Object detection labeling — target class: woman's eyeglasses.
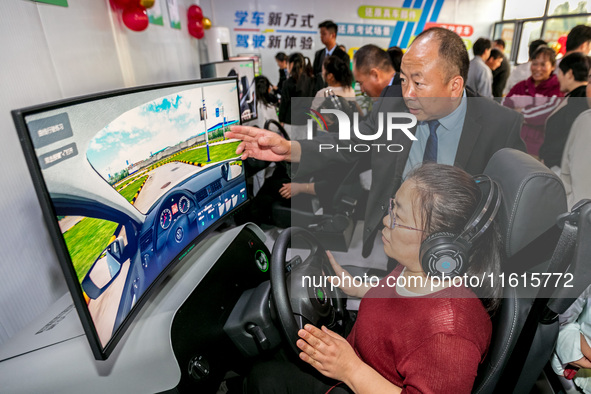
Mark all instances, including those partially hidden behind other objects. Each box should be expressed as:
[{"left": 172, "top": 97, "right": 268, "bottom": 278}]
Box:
[{"left": 389, "top": 198, "right": 424, "bottom": 232}]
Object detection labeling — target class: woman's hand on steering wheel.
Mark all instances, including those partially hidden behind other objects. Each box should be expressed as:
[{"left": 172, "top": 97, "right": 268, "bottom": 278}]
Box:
[{"left": 326, "top": 251, "right": 371, "bottom": 299}]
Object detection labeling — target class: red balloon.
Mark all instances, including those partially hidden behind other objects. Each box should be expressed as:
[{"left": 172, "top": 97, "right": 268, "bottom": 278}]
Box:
[
  {"left": 110, "top": 0, "right": 139, "bottom": 9},
  {"left": 122, "top": 6, "right": 149, "bottom": 32},
  {"left": 194, "top": 29, "right": 205, "bottom": 39},
  {"left": 188, "top": 20, "right": 204, "bottom": 39},
  {"left": 558, "top": 35, "right": 568, "bottom": 55},
  {"left": 187, "top": 5, "right": 203, "bottom": 21}
]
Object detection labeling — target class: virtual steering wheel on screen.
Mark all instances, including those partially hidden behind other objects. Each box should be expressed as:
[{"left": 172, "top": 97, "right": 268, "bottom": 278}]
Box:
[
  {"left": 153, "top": 190, "right": 197, "bottom": 254},
  {"left": 271, "top": 227, "right": 347, "bottom": 355}
]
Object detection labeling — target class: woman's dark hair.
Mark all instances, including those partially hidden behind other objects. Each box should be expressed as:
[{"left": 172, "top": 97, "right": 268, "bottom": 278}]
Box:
[
  {"left": 288, "top": 52, "right": 313, "bottom": 81},
  {"left": 558, "top": 52, "right": 591, "bottom": 82},
  {"left": 322, "top": 55, "right": 353, "bottom": 87},
  {"left": 254, "top": 75, "right": 276, "bottom": 107},
  {"left": 387, "top": 46, "right": 404, "bottom": 73},
  {"left": 406, "top": 163, "right": 503, "bottom": 314},
  {"left": 288, "top": 52, "right": 317, "bottom": 96},
  {"left": 532, "top": 45, "right": 557, "bottom": 67},
  {"left": 528, "top": 39, "right": 548, "bottom": 60}
]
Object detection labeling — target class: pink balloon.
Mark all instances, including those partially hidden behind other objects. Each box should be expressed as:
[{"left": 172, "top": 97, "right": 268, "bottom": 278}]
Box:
[
  {"left": 122, "top": 6, "right": 149, "bottom": 32},
  {"left": 187, "top": 5, "right": 204, "bottom": 21}
]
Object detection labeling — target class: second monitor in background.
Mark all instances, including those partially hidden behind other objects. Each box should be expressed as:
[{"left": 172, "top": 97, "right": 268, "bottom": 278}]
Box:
[
  {"left": 232, "top": 54, "right": 262, "bottom": 77},
  {"left": 201, "top": 59, "right": 257, "bottom": 122}
]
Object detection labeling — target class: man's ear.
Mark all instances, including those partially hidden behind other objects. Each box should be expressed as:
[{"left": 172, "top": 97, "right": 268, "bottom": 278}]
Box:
[
  {"left": 450, "top": 75, "right": 464, "bottom": 97},
  {"left": 566, "top": 69, "right": 574, "bottom": 80},
  {"left": 370, "top": 68, "right": 380, "bottom": 81}
]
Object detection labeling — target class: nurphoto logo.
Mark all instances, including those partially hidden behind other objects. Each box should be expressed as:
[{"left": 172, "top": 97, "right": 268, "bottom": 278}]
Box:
[{"left": 306, "top": 108, "right": 418, "bottom": 153}]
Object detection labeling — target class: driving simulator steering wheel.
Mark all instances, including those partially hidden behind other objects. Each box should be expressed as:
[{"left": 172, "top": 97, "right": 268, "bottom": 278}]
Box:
[
  {"left": 271, "top": 227, "right": 346, "bottom": 355},
  {"left": 264, "top": 119, "right": 290, "bottom": 140}
]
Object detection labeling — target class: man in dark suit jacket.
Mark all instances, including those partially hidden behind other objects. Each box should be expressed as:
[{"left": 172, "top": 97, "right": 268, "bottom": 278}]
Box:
[
  {"left": 227, "top": 27, "right": 525, "bottom": 257},
  {"left": 313, "top": 20, "right": 350, "bottom": 77},
  {"left": 492, "top": 39, "right": 510, "bottom": 99},
  {"left": 352, "top": 44, "right": 400, "bottom": 98},
  {"left": 275, "top": 52, "right": 288, "bottom": 93}
]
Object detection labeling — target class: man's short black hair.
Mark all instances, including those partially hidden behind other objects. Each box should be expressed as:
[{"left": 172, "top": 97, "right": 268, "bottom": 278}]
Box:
[
  {"left": 494, "top": 39, "right": 505, "bottom": 49},
  {"left": 566, "top": 25, "right": 591, "bottom": 52},
  {"left": 353, "top": 44, "right": 394, "bottom": 75},
  {"left": 473, "top": 38, "right": 492, "bottom": 57},
  {"left": 558, "top": 52, "right": 590, "bottom": 81},
  {"left": 529, "top": 39, "right": 547, "bottom": 60},
  {"left": 318, "top": 20, "right": 338, "bottom": 36},
  {"left": 412, "top": 27, "right": 469, "bottom": 84},
  {"left": 489, "top": 48, "right": 503, "bottom": 60},
  {"left": 387, "top": 46, "right": 404, "bottom": 73},
  {"left": 275, "top": 52, "right": 287, "bottom": 62}
]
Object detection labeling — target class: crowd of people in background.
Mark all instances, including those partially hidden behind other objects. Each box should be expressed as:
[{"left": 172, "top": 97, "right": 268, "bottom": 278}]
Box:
[{"left": 254, "top": 21, "right": 591, "bottom": 214}]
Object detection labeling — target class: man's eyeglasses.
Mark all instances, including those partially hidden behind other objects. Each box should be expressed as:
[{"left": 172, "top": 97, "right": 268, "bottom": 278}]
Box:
[{"left": 389, "top": 198, "right": 424, "bottom": 232}]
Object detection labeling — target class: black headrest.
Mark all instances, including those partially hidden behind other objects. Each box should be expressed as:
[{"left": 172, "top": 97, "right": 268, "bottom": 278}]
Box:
[{"left": 483, "top": 148, "right": 567, "bottom": 259}]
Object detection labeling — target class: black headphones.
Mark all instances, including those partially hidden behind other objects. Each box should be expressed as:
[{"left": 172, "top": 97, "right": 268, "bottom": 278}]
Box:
[{"left": 419, "top": 175, "right": 502, "bottom": 277}]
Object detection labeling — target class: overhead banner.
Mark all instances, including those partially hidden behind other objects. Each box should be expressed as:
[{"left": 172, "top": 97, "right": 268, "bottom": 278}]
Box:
[{"left": 204, "top": 0, "right": 503, "bottom": 85}]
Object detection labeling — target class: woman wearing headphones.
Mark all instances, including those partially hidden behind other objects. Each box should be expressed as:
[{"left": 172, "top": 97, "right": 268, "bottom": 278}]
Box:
[{"left": 248, "top": 163, "right": 503, "bottom": 393}]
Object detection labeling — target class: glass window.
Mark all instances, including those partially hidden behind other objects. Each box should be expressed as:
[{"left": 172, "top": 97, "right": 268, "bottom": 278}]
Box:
[
  {"left": 517, "top": 20, "right": 544, "bottom": 64},
  {"left": 547, "top": 0, "right": 591, "bottom": 16},
  {"left": 494, "top": 22, "right": 516, "bottom": 60},
  {"left": 503, "top": 0, "right": 546, "bottom": 20},
  {"left": 543, "top": 15, "right": 591, "bottom": 54}
]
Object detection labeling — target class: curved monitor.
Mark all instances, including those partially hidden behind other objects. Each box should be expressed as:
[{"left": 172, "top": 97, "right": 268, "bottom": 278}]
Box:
[
  {"left": 11, "top": 77, "right": 249, "bottom": 360},
  {"left": 200, "top": 60, "right": 257, "bottom": 122}
]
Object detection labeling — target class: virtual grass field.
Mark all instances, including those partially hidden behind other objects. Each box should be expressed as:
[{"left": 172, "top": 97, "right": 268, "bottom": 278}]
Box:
[
  {"left": 117, "top": 175, "right": 148, "bottom": 203},
  {"left": 154, "top": 140, "right": 241, "bottom": 169},
  {"left": 172, "top": 140, "right": 240, "bottom": 164},
  {"left": 63, "top": 218, "right": 119, "bottom": 284}
]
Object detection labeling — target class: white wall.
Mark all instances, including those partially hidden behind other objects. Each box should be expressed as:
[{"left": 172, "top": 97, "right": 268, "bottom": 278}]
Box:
[{"left": 0, "top": 0, "right": 201, "bottom": 346}]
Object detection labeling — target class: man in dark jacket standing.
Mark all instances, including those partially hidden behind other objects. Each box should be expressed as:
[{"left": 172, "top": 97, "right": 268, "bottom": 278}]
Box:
[
  {"left": 492, "top": 39, "right": 510, "bottom": 99},
  {"left": 275, "top": 52, "right": 288, "bottom": 93},
  {"left": 313, "top": 20, "right": 350, "bottom": 77}
]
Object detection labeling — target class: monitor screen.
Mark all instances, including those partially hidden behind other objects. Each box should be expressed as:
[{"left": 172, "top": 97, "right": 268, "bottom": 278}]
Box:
[
  {"left": 200, "top": 60, "right": 257, "bottom": 122},
  {"left": 11, "top": 77, "right": 249, "bottom": 360},
  {"left": 233, "top": 54, "right": 262, "bottom": 76}
]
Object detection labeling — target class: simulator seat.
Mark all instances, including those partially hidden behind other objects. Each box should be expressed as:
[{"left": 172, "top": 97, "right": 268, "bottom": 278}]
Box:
[{"left": 472, "top": 148, "right": 569, "bottom": 393}]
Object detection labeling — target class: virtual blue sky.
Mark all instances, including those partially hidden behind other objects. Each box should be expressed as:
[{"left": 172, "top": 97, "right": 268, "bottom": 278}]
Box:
[{"left": 87, "top": 82, "right": 239, "bottom": 179}]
